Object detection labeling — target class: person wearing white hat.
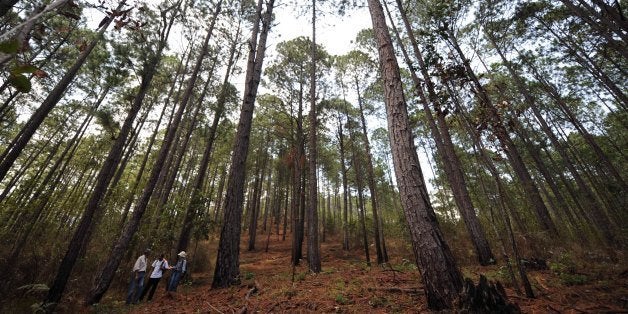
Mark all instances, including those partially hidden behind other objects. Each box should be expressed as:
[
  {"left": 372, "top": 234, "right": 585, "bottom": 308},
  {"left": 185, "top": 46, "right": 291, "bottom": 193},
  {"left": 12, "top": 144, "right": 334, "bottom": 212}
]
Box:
[{"left": 167, "top": 251, "right": 187, "bottom": 292}]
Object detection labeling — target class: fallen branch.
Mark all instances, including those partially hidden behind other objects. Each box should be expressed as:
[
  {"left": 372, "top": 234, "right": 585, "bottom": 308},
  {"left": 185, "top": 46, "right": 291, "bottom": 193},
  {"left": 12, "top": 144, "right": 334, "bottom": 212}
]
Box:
[
  {"left": 266, "top": 300, "right": 287, "bottom": 313},
  {"left": 546, "top": 304, "right": 561, "bottom": 313},
  {"left": 245, "top": 286, "right": 258, "bottom": 300},
  {"left": 245, "top": 281, "right": 260, "bottom": 300},
  {"left": 367, "top": 287, "right": 423, "bottom": 294},
  {"left": 204, "top": 301, "right": 224, "bottom": 314},
  {"left": 569, "top": 306, "right": 588, "bottom": 313}
]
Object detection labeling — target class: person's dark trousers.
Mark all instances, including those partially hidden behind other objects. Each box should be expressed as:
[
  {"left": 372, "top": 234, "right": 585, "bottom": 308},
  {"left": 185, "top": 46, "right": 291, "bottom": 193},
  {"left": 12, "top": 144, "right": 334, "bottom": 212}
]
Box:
[
  {"left": 126, "top": 271, "right": 145, "bottom": 304},
  {"left": 139, "top": 277, "right": 161, "bottom": 301},
  {"left": 167, "top": 270, "right": 182, "bottom": 291}
]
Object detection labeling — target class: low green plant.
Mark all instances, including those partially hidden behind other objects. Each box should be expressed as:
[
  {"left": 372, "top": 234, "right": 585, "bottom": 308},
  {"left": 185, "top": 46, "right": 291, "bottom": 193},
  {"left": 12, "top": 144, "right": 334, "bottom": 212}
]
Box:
[
  {"left": 558, "top": 273, "right": 588, "bottom": 286},
  {"left": 549, "top": 253, "right": 588, "bottom": 286},
  {"left": 393, "top": 258, "right": 417, "bottom": 272},
  {"left": 335, "top": 293, "right": 348, "bottom": 305},
  {"left": 244, "top": 271, "right": 255, "bottom": 280},
  {"left": 282, "top": 288, "right": 297, "bottom": 298},
  {"left": 369, "top": 296, "right": 388, "bottom": 308}
]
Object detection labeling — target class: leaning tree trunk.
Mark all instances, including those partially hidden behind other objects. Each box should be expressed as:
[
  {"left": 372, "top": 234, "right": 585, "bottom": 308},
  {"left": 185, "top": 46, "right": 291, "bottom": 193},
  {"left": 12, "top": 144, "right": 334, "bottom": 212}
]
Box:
[
  {"left": 446, "top": 29, "right": 558, "bottom": 236},
  {"left": 366, "top": 0, "right": 463, "bottom": 309},
  {"left": 84, "top": 1, "right": 219, "bottom": 305},
  {"left": 355, "top": 77, "right": 386, "bottom": 264},
  {"left": 447, "top": 81, "right": 535, "bottom": 298},
  {"left": 386, "top": 0, "right": 495, "bottom": 266},
  {"left": 212, "top": 0, "right": 274, "bottom": 288},
  {"left": 176, "top": 27, "right": 238, "bottom": 253},
  {"left": 0, "top": 5, "right": 119, "bottom": 184}
]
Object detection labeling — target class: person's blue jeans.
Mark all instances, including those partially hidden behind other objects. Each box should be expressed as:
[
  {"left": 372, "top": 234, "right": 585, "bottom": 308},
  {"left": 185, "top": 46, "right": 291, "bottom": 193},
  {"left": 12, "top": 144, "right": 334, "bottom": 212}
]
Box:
[
  {"left": 167, "top": 271, "right": 182, "bottom": 291},
  {"left": 126, "top": 271, "right": 145, "bottom": 304}
]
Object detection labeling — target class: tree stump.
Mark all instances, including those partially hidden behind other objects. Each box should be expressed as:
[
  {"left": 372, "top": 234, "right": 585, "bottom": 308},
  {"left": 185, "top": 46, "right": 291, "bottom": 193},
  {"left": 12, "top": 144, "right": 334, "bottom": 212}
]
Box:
[{"left": 458, "top": 275, "right": 520, "bottom": 313}]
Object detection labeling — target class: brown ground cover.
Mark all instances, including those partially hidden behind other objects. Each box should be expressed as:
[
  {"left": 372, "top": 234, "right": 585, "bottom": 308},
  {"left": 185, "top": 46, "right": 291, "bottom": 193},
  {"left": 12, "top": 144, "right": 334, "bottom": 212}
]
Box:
[{"left": 97, "top": 234, "right": 628, "bottom": 314}]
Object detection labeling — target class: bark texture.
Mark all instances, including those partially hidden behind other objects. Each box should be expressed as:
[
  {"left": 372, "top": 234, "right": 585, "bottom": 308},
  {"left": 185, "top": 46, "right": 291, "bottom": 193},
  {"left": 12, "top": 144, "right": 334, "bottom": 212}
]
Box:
[
  {"left": 212, "top": 0, "right": 274, "bottom": 288},
  {"left": 366, "top": 0, "right": 463, "bottom": 309}
]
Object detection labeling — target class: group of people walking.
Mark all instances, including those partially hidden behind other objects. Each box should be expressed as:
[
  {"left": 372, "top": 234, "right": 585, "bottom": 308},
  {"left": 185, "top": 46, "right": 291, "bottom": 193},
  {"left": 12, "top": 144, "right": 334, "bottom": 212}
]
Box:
[{"left": 126, "top": 249, "right": 188, "bottom": 304}]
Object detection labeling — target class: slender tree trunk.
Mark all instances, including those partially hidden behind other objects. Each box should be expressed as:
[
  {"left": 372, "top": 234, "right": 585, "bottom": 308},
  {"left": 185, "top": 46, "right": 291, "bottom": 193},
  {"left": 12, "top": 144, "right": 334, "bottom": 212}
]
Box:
[
  {"left": 447, "top": 81, "right": 535, "bottom": 298},
  {"left": 446, "top": 29, "right": 558, "bottom": 236},
  {"left": 0, "top": 6, "right": 119, "bottom": 184},
  {"left": 248, "top": 147, "right": 268, "bottom": 251},
  {"left": 212, "top": 0, "right": 274, "bottom": 288},
  {"left": 177, "top": 28, "right": 238, "bottom": 252},
  {"left": 337, "top": 114, "right": 350, "bottom": 251},
  {"left": 306, "top": 0, "right": 321, "bottom": 273},
  {"left": 291, "top": 81, "right": 306, "bottom": 265},
  {"left": 350, "top": 133, "right": 371, "bottom": 266},
  {"left": 355, "top": 77, "right": 386, "bottom": 264}
]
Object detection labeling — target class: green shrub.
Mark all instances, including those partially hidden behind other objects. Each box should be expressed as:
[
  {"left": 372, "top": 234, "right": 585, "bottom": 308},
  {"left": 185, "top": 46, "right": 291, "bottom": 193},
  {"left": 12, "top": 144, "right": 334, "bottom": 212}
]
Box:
[
  {"left": 335, "top": 293, "right": 348, "bottom": 305},
  {"left": 550, "top": 253, "right": 588, "bottom": 286},
  {"left": 369, "top": 296, "right": 387, "bottom": 308},
  {"left": 558, "top": 273, "right": 588, "bottom": 286},
  {"left": 244, "top": 271, "right": 255, "bottom": 280}
]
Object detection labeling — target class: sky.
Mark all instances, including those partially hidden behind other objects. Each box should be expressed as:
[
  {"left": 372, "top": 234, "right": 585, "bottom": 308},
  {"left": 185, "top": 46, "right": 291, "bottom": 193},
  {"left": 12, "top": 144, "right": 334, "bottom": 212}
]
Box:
[
  {"left": 265, "top": 2, "right": 438, "bottom": 194},
  {"left": 79, "top": 0, "right": 438, "bottom": 193},
  {"left": 269, "top": 2, "right": 372, "bottom": 56}
]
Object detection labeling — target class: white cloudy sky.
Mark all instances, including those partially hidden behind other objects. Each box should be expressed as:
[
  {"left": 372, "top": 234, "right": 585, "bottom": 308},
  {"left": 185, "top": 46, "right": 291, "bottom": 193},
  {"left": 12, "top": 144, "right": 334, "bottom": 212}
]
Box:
[{"left": 80, "top": 0, "right": 438, "bottom": 192}]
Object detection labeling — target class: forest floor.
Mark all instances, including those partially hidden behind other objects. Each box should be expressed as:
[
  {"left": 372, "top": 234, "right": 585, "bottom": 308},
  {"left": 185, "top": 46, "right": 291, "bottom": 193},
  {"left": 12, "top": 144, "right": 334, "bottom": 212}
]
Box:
[{"left": 76, "top": 233, "right": 628, "bottom": 313}]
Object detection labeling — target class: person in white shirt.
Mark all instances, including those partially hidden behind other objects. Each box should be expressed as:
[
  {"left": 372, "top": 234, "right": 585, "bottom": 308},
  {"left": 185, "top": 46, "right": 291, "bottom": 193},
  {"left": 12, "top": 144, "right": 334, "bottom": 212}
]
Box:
[
  {"left": 139, "top": 253, "right": 169, "bottom": 302},
  {"left": 126, "top": 249, "right": 150, "bottom": 305},
  {"left": 166, "top": 251, "right": 187, "bottom": 292}
]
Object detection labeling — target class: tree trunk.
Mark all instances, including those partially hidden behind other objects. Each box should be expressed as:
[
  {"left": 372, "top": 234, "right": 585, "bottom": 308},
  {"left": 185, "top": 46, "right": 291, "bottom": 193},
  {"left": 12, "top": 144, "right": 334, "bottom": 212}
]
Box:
[
  {"left": 366, "top": 0, "right": 463, "bottom": 309},
  {"left": 306, "top": 0, "right": 321, "bottom": 273},
  {"left": 176, "top": 25, "right": 238, "bottom": 252},
  {"left": 355, "top": 77, "right": 386, "bottom": 264},
  {"left": 337, "top": 114, "right": 350, "bottom": 251},
  {"left": 446, "top": 29, "right": 558, "bottom": 236},
  {"left": 350, "top": 132, "right": 371, "bottom": 266},
  {"left": 248, "top": 147, "right": 268, "bottom": 251},
  {"left": 212, "top": 0, "right": 274, "bottom": 288},
  {"left": 0, "top": 8, "right": 118, "bottom": 184},
  {"left": 387, "top": 0, "right": 495, "bottom": 265}
]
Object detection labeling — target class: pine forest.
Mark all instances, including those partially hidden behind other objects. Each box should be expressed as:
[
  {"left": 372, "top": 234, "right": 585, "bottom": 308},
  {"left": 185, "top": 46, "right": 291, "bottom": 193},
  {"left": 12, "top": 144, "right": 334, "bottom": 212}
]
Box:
[{"left": 0, "top": 0, "right": 626, "bottom": 312}]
